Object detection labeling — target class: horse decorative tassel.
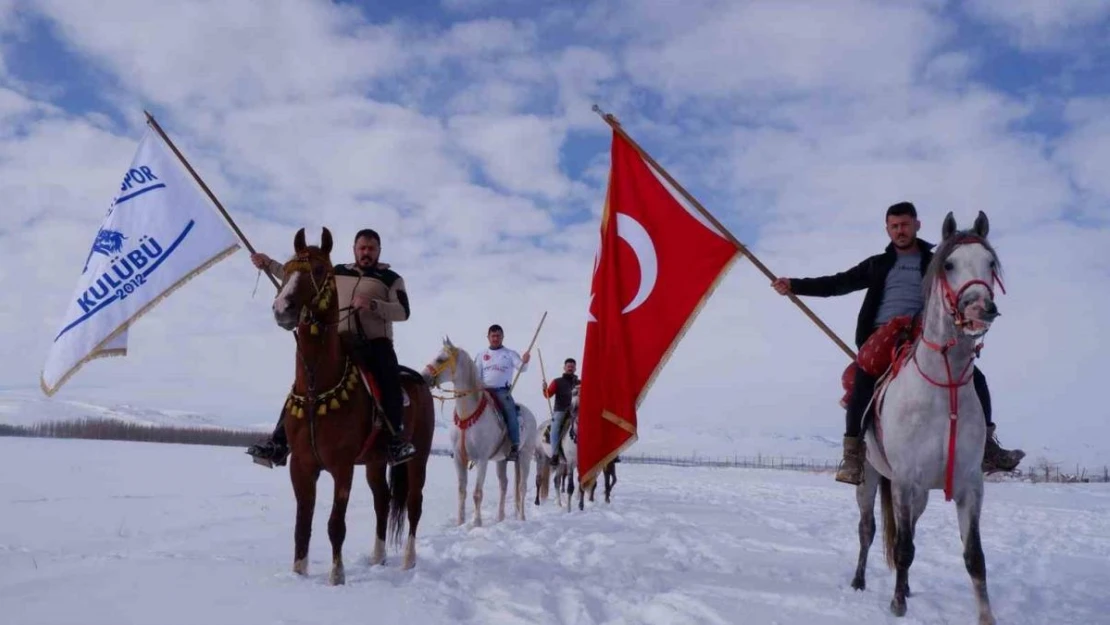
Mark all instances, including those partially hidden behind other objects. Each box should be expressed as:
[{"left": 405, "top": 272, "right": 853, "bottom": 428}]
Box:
[{"left": 284, "top": 357, "right": 357, "bottom": 419}]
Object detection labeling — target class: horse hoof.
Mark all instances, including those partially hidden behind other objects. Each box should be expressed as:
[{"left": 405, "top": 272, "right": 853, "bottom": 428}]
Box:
[
  {"left": 890, "top": 599, "right": 906, "bottom": 617},
  {"left": 292, "top": 558, "right": 308, "bottom": 576},
  {"left": 329, "top": 568, "right": 345, "bottom": 586},
  {"left": 369, "top": 538, "right": 386, "bottom": 566}
]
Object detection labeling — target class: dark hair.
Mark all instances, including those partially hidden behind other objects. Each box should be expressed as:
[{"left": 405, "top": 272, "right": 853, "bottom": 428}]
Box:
[
  {"left": 354, "top": 229, "right": 381, "bottom": 244},
  {"left": 886, "top": 202, "right": 917, "bottom": 219},
  {"left": 564, "top": 358, "right": 576, "bottom": 365},
  {"left": 488, "top": 324, "right": 503, "bottom": 334}
]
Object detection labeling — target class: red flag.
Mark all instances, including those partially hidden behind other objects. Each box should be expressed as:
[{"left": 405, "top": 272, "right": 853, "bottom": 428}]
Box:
[{"left": 577, "top": 129, "right": 740, "bottom": 485}]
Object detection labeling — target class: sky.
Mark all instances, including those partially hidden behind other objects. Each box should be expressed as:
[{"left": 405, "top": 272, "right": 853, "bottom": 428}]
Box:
[{"left": 1, "top": 0, "right": 1108, "bottom": 465}]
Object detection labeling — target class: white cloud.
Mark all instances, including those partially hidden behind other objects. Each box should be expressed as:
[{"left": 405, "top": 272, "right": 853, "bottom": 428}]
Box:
[
  {"left": 448, "top": 113, "right": 573, "bottom": 198},
  {"left": 1, "top": 0, "right": 1108, "bottom": 469},
  {"left": 964, "top": 0, "right": 1110, "bottom": 50},
  {"left": 32, "top": 0, "right": 410, "bottom": 110},
  {"left": 1055, "top": 97, "right": 1110, "bottom": 221},
  {"left": 610, "top": 0, "right": 950, "bottom": 101}
]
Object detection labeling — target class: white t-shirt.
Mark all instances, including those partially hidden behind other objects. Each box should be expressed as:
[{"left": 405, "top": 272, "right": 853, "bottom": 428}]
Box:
[{"left": 474, "top": 346, "right": 528, "bottom": 388}]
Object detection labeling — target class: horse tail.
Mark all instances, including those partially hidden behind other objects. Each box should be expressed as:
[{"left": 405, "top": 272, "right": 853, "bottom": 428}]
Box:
[
  {"left": 880, "top": 476, "right": 896, "bottom": 570},
  {"left": 538, "top": 461, "right": 550, "bottom": 501},
  {"left": 387, "top": 463, "right": 409, "bottom": 550}
]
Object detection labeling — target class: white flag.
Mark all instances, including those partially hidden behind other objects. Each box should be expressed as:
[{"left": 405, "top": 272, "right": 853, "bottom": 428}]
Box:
[{"left": 40, "top": 126, "right": 240, "bottom": 395}]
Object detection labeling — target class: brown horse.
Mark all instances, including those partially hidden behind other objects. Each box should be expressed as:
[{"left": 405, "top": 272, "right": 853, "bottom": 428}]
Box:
[
  {"left": 583, "top": 459, "right": 619, "bottom": 505},
  {"left": 271, "top": 227, "right": 434, "bottom": 584}
]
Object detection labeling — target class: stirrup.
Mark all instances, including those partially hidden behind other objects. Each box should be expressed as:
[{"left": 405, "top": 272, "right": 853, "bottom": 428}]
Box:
[
  {"left": 247, "top": 442, "right": 289, "bottom": 469},
  {"left": 388, "top": 440, "right": 416, "bottom": 466}
]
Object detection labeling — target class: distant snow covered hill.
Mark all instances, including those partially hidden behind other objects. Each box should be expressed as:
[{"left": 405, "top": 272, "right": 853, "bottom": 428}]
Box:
[
  {"left": 3, "top": 390, "right": 1107, "bottom": 470},
  {"left": 0, "top": 390, "right": 265, "bottom": 431}
]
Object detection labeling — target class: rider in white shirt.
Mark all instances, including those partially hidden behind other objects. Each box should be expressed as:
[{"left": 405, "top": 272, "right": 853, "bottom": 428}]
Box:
[{"left": 474, "top": 323, "right": 530, "bottom": 460}]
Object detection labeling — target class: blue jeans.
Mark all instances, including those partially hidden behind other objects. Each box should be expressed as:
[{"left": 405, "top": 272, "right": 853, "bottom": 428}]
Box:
[
  {"left": 549, "top": 410, "right": 567, "bottom": 456},
  {"left": 488, "top": 387, "right": 520, "bottom": 447}
]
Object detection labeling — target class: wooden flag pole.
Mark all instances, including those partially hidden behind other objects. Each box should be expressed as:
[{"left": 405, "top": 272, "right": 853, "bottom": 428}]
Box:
[
  {"left": 537, "top": 347, "right": 554, "bottom": 418},
  {"left": 591, "top": 105, "right": 856, "bottom": 361},
  {"left": 143, "top": 110, "right": 279, "bottom": 290},
  {"left": 510, "top": 311, "right": 547, "bottom": 393}
]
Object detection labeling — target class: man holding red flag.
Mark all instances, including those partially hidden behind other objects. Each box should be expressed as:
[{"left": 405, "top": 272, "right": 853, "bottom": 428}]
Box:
[{"left": 577, "top": 127, "right": 740, "bottom": 486}]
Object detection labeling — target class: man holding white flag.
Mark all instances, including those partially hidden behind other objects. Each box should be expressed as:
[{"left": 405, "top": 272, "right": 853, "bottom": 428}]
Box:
[{"left": 41, "top": 125, "right": 241, "bottom": 396}]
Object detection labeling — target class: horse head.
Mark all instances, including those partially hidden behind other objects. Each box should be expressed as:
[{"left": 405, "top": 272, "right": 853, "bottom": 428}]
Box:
[
  {"left": 272, "top": 227, "right": 336, "bottom": 333},
  {"left": 422, "top": 335, "right": 468, "bottom": 388},
  {"left": 926, "top": 211, "right": 1004, "bottom": 338}
]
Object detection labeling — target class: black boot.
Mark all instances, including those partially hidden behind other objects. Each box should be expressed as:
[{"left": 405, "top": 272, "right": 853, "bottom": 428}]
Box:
[
  {"left": 388, "top": 432, "right": 416, "bottom": 466},
  {"left": 506, "top": 444, "right": 519, "bottom": 462},
  {"left": 247, "top": 411, "right": 289, "bottom": 468}
]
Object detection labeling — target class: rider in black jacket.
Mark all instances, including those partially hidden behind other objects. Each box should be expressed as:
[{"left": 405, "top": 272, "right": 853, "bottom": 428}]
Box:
[{"left": 772, "top": 202, "right": 1024, "bottom": 485}]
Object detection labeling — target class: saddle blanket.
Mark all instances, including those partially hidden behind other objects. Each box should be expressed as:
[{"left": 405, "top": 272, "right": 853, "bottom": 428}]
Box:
[
  {"left": 355, "top": 364, "right": 410, "bottom": 408},
  {"left": 840, "top": 315, "right": 921, "bottom": 405}
]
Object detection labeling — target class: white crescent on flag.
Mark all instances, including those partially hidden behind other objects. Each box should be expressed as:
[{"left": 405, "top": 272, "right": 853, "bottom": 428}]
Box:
[{"left": 40, "top": 125, "right": 241, "bottom": 396}]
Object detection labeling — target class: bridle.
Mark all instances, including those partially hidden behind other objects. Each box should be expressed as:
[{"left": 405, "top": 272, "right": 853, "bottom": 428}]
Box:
[
  {"left": 933, "top": 235, "right": 1006, "bottom": 336},
  {"left": 910, "top": 234, "right": 1006, "bottom": 501},
  {"left": 281, "top": 253, "right": 339, "bottom": 337}
]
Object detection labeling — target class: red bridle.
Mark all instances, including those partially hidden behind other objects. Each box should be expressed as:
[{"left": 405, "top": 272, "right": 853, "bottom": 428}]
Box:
[{"left": 913, "top": 234, "right": 1006, "bottom": 501}]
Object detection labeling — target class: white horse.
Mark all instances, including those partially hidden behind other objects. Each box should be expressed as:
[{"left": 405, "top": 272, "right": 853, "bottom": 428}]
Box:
[
  {"left": 422, "top": 337, "right": 536, "bottom": 526},
  {"left": 553, "top": 389, "right": 586, "bottom": 512},
  {"left": 852, "top": 211, "right": 1003, "bottom": 624},
  {"left": 533, "top": 419, "right": 554, "bottom": 506}
]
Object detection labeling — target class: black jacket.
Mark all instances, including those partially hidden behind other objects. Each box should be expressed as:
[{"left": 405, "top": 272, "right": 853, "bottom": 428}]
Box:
[
  {"left": 789, "top": 238, "right": 934, "bottom": 348},
  {"left": 546, "top": 374, "right": 580, "bottom": 412}
]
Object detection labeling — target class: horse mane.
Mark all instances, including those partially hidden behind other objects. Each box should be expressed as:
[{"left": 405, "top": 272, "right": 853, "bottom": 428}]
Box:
[
  {"left": 449, "top": 344, "right": 483, "bottom": 392},
  {"left": 921, "top": 230, "right": 1003, "bottom": 308}
]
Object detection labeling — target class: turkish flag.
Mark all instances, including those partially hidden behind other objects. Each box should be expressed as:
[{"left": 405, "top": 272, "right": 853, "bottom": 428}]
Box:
[{"left": 577, "top": 129, "right": 740, "bottom": 485}]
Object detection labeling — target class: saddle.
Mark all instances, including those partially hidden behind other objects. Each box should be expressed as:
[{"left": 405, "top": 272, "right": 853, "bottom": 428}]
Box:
[
  {"left": 350, "top": 363, "right": 424, "bottom": 464},
  {"left": 839, "top": 314, "right": 922, "bottom": 407}
]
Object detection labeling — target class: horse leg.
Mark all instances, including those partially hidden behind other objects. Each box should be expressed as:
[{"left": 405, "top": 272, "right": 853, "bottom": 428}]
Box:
[
  {"left": 534, "top": 461, "right": 545, "bottom": 506},
  {"left": 327, "top": 463, "right": 354, "bottom": 585},
  {"left": 516, "top": 452, "right": 529, "bottom": 521},
  {"left": 887, "top": 483, "right": 923, "bottom": 617},
  {"left": 957, "top": 481, "right": 995, "bottom": 625},
  {"left": 290, "top": 458, "right": 319, "bottom": 576},
  {"left": 605, "top": 465, "right": 616, "bottom": 503},
  {"left": 495, "top": 460, "right": 508, "bottom": 523},
  {"left": 454, "top": 450, "right": 468, "bottom": 526},
  {"left": 566, "top": 469, "right": 575, "bottom": 513},
  {"left": 401, "top": 460, "right": 426, "bottom": 570},
  {"left": 851, "top": 461, "right": 880, "bottom": 591},
  {"left": 472, "top": 460, "right": 489, "bottom": 527},
  {"left": 367, "top": 464, "right": 390, "bottom": 565}
]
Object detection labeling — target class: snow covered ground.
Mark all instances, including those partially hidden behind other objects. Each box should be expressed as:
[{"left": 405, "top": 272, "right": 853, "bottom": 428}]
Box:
[{"left": 2, "top": 437, "right": 1108, "bottom": 625}]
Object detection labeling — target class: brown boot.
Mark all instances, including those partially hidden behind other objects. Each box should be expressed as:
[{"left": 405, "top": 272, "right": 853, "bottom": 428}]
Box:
[
  {"left": 982, "top": 424, "right": 1024, "bottom": 473},
  {"left": 835, "top": 435, "right": 864, "bottom": 485}
]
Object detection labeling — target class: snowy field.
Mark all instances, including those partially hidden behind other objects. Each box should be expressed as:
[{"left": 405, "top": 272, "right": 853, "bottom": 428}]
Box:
[{"left": 2, "top": 437, "right": 1108, "bottom": 625}]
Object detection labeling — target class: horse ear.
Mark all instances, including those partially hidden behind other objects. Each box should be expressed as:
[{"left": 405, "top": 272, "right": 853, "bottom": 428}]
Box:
[
  {"left": 973, "top": 211, "right": 989, "bottom": 239},
  {"left": 320, "top": 227, "right": 333, "bottom": 255},
  {"left": 941, "top": 212, "right": 957, "bottom": 240},
  {"left": 445, "top": 335, "right": 453, "bottom": 347},
  {"left": 294, "top": 228, "right": 306, "bottom": 252}
]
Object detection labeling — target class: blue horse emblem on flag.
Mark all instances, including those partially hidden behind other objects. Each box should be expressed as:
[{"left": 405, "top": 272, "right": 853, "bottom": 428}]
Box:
[{"left": 83, "top": 228, "right": 127, "bottom": 274}]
